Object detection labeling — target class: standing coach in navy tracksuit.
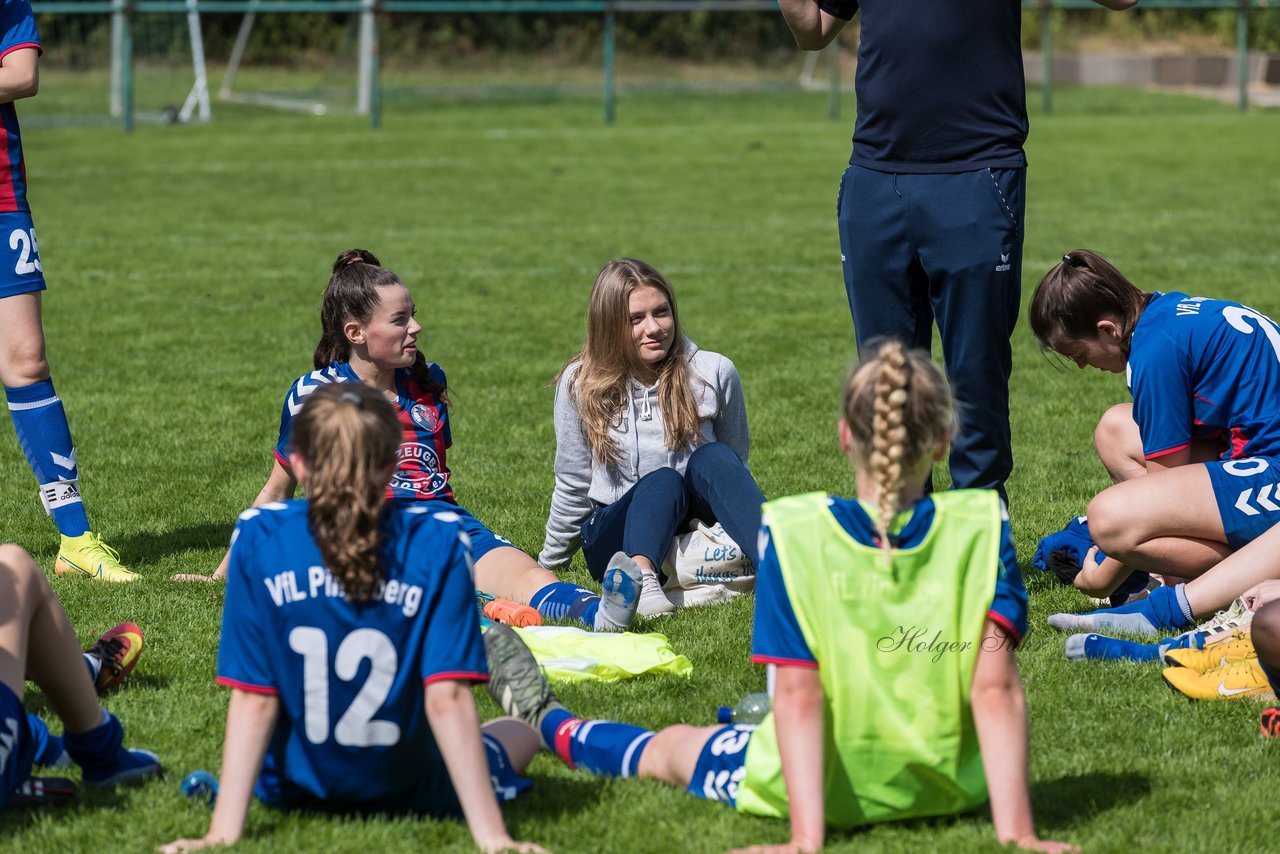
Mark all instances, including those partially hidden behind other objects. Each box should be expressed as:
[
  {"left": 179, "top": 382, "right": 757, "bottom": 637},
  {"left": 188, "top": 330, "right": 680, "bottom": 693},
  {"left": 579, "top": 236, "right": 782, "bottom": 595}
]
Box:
[{"left": 778, "top": 0, "right": 1136, "bottom": 498}]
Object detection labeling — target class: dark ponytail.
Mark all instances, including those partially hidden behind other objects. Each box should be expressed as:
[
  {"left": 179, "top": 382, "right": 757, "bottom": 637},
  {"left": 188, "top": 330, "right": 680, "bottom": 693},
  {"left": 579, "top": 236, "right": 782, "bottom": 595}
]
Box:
[{"left": 313, "top": 248, "right": 447, "bottom": 402}]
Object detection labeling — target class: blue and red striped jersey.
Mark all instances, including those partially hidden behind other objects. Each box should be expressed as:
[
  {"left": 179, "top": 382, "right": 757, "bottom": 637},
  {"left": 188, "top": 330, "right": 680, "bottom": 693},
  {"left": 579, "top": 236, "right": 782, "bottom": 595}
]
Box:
[
  {"left": 275, "top": 360, "right": 454, "bottom": 503},
  {"left": 0, "top": 0, "right": 41, "bottom": 213}
]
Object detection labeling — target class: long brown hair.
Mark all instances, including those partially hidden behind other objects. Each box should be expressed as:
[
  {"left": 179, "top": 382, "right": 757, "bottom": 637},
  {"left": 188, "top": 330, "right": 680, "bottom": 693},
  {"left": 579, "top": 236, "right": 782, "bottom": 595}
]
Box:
[
  {"left": 292, "top": 383, "right": 401, "bottom": 602},
  {"left": 555, "top": 258, "right": 702, "bottom": 466},
  {"left": 843, "top": 340, "right": 954, "bottom": 566},
  {"left": 315, "top": 249, "right": 447, "bottom": 403},
  {"left": 1029, "top": 249, "right": 1150, "bottom": 361}
]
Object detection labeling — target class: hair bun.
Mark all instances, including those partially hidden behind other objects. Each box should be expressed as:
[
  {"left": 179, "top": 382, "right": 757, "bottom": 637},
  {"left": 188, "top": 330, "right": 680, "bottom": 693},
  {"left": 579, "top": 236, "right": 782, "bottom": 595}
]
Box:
[{"left": 333, "top": 248, "right": 381, "bottom": 273}]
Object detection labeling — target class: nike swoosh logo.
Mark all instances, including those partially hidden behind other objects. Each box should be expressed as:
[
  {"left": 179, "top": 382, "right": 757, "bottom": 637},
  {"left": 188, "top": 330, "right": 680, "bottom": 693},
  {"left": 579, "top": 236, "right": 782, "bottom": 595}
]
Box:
[{"left": 1218, "top": 683, "right": 1257, "bottom": 697}]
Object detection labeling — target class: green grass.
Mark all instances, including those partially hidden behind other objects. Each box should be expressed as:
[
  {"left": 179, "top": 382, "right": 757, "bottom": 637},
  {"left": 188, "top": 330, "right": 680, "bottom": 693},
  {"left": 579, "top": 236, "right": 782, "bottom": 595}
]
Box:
[{"left": 2, "top": 82, "right": 1279, "bottom": 852}]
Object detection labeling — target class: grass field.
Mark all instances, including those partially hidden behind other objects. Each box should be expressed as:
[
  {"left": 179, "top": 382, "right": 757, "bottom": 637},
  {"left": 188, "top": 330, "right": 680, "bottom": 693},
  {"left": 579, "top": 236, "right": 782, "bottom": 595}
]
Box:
[{"left": 2, "top": 81, "right": 1279, "bottom": 852}]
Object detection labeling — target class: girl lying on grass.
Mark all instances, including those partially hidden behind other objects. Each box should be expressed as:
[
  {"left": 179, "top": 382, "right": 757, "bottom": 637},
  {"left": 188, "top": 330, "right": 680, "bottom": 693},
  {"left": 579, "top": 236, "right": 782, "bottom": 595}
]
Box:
[
  {"left": 159, "top": 384, "right": 544, "bottom": 853},
  {"left": 487, "top": 341, "right": 1072, "bottom": 852},
  {"left": 177, "top": 249, "right": 640, "bottom": 634},
  {"left": 1029, "top": 250, "right": 1280, "bottom": 637},
  {"left": 540, "top": 258, "right": 766, "bottom": 616}
]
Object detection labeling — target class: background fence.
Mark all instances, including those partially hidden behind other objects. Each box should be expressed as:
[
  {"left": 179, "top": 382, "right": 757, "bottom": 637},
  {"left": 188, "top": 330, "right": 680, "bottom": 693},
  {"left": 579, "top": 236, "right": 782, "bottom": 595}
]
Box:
[{"left": 30, "top": 0, "right": 1280, "bottom": 131}]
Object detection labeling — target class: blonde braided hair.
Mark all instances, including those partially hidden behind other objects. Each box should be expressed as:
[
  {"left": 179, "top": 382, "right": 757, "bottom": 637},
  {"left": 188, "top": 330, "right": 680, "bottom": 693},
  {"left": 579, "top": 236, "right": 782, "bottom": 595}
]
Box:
[{"left": 844, "top": 340, "right": 954, "bottom": 567}]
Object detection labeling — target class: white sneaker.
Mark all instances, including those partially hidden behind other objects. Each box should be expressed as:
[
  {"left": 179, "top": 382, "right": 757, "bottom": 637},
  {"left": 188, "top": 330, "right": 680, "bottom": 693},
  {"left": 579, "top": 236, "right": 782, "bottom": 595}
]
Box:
[
  {"left": 638, "top": 567, "right": 676, "bottom": 618},
  {"left": 1189, "top": 597, "right": 1252, "bottom": 643},
  {"left": 593, "top": 552, "right": 642, "bottom": 633}
]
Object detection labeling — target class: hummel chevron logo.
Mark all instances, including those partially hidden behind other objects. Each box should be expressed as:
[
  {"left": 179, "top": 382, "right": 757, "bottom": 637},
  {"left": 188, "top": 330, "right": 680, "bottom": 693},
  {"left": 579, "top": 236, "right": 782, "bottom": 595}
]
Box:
[
  {"left": 1218, "top": 683, "right": 1256, "bottom": 697},
  {"left": 286, "top": 370, "right": 338, "bottom": 416},
  {"left": 51, "top": 449, "right": 76, "bottom": 470},
  {"left": 1234, "top": 485, "right": 1280, "bottom": 516},
  {"left": 0, "top": 716, "right": 17, "bottom": 773}
]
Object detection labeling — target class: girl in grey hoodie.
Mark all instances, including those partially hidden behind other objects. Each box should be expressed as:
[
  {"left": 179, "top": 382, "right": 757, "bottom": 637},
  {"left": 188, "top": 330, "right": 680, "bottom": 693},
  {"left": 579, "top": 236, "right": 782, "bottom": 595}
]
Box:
[{"left": 539, "top": 258, "right": 766, "bottom": 617}]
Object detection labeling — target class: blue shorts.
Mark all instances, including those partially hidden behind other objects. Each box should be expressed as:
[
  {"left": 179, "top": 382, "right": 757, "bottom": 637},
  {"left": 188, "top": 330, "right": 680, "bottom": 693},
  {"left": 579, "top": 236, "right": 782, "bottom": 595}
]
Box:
[
  {"left": 259, "top": 733, "right": 530, "bottom": 817},
  {"left": 418, "top": 499, "right": 515, "bottom": 562},
  {"left": 483, "top": 733, "right": 532, "bottom": 804},
  {"left": 0, "top": 211, "right": 45, "bottom": 299},
  {"left": 1206, "top": 456, "right": 1280, "bottom": 549},
  {"left": 686, "top": 724, "right": 755, "bottom": 808},
  {"left": 0, "top": 683, "right": 35, "bottom": 808}
]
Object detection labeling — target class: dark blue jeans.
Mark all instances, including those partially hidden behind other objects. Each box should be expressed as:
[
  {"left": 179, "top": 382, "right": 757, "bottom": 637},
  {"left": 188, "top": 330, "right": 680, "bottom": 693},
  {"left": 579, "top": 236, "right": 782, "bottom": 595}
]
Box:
[
  {"left": 837, "top": 165, "right": 1026, "bottom": 497},
  {"left": 580, "top": 442, "right": 765, "bottom": 583}
]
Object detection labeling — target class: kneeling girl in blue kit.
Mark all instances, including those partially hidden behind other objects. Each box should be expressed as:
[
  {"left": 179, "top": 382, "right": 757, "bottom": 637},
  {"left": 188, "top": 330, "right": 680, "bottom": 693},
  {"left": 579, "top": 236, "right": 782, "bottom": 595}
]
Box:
[
  {"left": 1031, "top": 250, "right": 1280, "bottom": 637},
  {"left": 159, "top": 385, "right": 544, "bottom": 853}
]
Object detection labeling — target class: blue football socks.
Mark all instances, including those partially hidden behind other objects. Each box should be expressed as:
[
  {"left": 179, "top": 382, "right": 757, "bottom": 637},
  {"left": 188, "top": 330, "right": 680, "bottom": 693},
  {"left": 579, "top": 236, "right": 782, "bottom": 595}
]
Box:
[
  {"left": 541, "top": 708, "right": 655, "bottom": 778},
  {"left": 1048, "top": 584, "right": 1195, "bottom": 637},
  {"left": 1064, "top": 631, "right": 1201, "bottom": 662},
  {"left": 5, "top": 379, "right": 89, "bottom": 537},
  {"left": 530, "top": 582, "right": 601, "bottom": 628},
  {"left": 26, "top": 714, "right": 68, "bottom": 768}
]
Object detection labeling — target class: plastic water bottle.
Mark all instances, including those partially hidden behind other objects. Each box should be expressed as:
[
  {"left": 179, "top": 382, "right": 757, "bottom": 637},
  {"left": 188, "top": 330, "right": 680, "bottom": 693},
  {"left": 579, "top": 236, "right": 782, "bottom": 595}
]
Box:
[
  {"left": 181, "top": 769, "right": 218, "bottom": 806},
  {"left": 717, "top": 692, "right": 770, "bottom": 725}
]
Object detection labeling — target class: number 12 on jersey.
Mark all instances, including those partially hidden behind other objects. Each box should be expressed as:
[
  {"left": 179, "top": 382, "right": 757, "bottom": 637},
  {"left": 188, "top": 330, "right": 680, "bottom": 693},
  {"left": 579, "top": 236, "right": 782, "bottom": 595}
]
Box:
[{"left": 288, "top": 626, "right": 402, "bottom": 748}]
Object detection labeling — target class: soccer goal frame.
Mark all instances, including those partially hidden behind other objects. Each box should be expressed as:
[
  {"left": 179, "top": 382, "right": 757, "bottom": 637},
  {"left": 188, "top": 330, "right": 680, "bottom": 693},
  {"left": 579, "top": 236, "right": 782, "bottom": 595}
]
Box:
[
  {"left": 108, "top": 0, "right": 212, "bottom": 124},
  {"left": 216, "top": 0, "right": 375, "bottom": 116}
]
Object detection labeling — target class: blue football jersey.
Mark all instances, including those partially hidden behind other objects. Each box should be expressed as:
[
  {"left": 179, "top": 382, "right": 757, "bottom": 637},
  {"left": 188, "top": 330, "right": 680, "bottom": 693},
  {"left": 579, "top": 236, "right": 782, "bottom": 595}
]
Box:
[
  {"left": 751, "top": 495, "right": 1028, "bottom": 667},
  {"left": 216, "top": 500, "right": 486, "bottom": 813},
  {"left": 0, "top": 0, "right": 40, "bottom": 213},
  {"left": 1128, "top": 292, "right": 1280, "bottom": 461},
  {"left": 275, "top": 361, "right": 454, "bottom": 502}
]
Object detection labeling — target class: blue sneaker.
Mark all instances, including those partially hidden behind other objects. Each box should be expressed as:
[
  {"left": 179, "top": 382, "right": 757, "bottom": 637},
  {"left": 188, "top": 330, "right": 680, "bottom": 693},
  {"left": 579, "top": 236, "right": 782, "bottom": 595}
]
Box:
[
  {"left": 83, "top": 748, "right": 162, "bottom": 789},
  {"left": 1049, "top": 584, "right": 1195, "bottom": 637},
  {"left": 593, "top": 552, "right": 642, "bottom": 633},
  {"left": 63, "top": 710, "right": 162, "bottom": 789}
]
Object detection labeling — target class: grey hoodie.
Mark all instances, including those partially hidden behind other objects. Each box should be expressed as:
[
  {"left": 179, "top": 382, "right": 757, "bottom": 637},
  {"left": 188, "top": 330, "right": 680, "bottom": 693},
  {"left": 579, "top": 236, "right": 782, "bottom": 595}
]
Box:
[{"left": 539, "top": 342, "right": 750, "bottom": 569}]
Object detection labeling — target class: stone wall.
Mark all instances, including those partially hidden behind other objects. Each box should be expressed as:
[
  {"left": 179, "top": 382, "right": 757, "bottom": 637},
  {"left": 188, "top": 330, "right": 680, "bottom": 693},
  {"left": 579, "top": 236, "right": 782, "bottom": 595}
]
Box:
[{"left": 1022, "top": 51, "right": 1280, "bottom": 87}]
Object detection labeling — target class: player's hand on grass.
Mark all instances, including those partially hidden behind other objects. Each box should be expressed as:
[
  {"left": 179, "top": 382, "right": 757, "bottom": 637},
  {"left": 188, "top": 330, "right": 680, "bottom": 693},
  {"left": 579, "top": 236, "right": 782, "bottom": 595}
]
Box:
[
  {"left": 170, "top": 572, "right": 224, "bottom": 583},
  {"left": 1013, "top": 835, "right": 1080, "bottom": 853},
  {"left": 477, "top": 836, "right": 549, "bottom": 853},
  {"left": 157, "top": 836, "right": 231, "bottom": 853},
  {"left": 728, "top": 842, "right": 820, "bottom": 854},
  {"left": 1243, "top": 579, "right": 1280, "bottom": 611}
]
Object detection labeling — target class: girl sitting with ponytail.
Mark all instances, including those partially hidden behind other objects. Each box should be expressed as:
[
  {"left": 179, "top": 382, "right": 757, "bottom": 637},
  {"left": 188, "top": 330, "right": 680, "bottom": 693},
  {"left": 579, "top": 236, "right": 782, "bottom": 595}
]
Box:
[
  {"left": 160, "top": 384, "right": 545, "bottom": 853},
  {"left": 480, "top": 341, "right": 1072, "bottom": 853},
  {"left": 178, "top": 249, "right": 639, "bottom": 634}
]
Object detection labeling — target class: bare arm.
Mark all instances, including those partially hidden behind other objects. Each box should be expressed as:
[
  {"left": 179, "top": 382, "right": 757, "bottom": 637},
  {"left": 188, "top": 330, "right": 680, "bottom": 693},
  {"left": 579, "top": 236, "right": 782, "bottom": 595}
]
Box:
[
  {"left": 0, "top": 49, "right": 38, "bottom": 104},
  {"left": 157, "top": 689, "right": 278, "bottom": 853},
  {"left": 425, "top": 680, "right": 540, "bottom": 853},
  {"left": 777, "top": 0, "right": 848, "bottom": 51},
  {"left": 972, "top": 621, "right": 1078, "bottom": 853},
  {"left": 773, "top": 665, "right": 826, "bottom": 852},
  {"left": 1071, "top": 547, "right": 1131, "bottom": 597},
  {"left": 176, "top": 460, "right": 297, "bottom": 583}
]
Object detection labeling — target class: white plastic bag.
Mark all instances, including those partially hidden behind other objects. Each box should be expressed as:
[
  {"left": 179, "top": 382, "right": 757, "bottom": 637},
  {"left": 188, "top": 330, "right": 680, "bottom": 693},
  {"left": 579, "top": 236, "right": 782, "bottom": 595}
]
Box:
[{"left": 660, "top": 519, "right": 755, "bottom": 607}]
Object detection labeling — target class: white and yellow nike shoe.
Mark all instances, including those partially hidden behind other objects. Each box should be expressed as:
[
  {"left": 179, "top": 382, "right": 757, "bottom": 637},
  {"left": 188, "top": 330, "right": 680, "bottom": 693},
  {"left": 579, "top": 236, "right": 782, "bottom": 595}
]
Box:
[
  {"left": 55, "top": 533, "right": 139, "bottom": 583},
  {"left": 1163, "top": 657, "right": 1274, "bottom": 702}
]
